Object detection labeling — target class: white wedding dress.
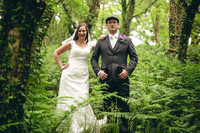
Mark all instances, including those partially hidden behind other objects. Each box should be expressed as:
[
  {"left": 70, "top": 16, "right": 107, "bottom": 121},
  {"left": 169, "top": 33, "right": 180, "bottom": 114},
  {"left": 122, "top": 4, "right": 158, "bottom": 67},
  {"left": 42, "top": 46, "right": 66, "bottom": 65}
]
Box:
[{"left": 56, "top": 40, "right": 105, "bottom": 133}]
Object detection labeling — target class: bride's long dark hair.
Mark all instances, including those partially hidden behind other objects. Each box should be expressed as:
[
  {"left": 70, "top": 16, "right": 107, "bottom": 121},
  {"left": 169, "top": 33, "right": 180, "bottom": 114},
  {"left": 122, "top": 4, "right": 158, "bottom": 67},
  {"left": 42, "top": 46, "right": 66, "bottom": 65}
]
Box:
[{"left": 73, "top": 23, "right": 89, "bottom": 42}]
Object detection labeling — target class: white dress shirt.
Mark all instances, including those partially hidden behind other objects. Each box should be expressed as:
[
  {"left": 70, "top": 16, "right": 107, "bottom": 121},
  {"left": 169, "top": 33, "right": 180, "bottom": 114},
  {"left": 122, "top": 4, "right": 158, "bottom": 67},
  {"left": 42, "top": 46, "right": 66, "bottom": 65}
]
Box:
[{"left": 108, "top": 32, "right": 119, "bottom": 48}]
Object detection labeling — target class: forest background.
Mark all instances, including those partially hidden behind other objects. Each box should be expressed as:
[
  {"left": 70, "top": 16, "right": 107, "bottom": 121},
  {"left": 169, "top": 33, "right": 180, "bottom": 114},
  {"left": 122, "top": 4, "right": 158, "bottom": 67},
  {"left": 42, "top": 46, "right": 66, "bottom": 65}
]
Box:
[{"left": 0, "top": 0, "right": 200, "bottom": 132}]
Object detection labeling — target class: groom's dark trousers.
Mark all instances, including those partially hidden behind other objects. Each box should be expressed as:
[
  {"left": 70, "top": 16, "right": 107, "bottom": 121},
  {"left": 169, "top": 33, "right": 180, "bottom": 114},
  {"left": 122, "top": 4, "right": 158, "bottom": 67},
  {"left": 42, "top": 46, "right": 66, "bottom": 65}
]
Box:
[{"left": 102, "top": 79, "right": 130, "bottom": 133}]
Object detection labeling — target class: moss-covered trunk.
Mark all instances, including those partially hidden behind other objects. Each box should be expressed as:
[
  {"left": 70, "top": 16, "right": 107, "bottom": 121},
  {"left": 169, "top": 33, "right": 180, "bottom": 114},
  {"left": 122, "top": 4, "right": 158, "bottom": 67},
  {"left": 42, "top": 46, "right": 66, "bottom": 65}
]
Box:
[{"left": 0, "top": 0, "right": 47, "bottom": 132}]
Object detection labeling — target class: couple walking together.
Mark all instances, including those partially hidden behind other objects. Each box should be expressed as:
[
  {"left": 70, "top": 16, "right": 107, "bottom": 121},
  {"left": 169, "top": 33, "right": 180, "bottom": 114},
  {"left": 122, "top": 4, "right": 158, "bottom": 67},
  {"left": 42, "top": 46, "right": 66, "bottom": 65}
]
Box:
[{"left": 54, "top": 16, "right": 138, "bottom": 133}]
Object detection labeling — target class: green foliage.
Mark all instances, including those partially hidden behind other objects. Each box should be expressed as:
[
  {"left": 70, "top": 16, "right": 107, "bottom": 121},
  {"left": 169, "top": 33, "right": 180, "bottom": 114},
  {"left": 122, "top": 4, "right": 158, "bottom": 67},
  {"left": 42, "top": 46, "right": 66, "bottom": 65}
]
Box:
[
  {"left": 187, "top": 45, "right": 200, "bottom": 63},
  {"left": 46, "top": 0, "right": 91, "bottom": 43},
  {"left": 1, "top": 0, "right": 199, "bottom": 132},
  {"left": 16, "top": 44, "right": 199, "bottom": 132},
  {"left": 190, "top": 11, "right": 200, "bottom": 45},
  {"left": 0, "top": 0, "right": 55, "bottom": 132},
  {"left": 0, "top": 0, "right": 50, "bottom": 132},
  {"left": 132, "top": 0, "right": 169, "bottom": 46},
  {"left": 128, "top": 45, "right": 200, "bottom": 132}
]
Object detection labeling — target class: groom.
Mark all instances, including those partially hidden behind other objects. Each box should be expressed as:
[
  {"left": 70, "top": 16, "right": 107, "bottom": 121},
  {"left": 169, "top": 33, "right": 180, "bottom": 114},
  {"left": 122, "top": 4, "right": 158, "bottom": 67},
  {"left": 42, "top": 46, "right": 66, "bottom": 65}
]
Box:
[{"left": 91, "top": 16, "right": 138, "bottom": 132}]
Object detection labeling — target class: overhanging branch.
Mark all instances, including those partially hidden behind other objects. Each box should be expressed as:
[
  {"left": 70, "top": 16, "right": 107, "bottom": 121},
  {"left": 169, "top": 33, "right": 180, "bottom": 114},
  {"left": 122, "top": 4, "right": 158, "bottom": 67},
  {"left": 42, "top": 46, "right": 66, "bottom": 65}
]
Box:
[
  {"left": 59, "top": 0, "right": 76, "bottom": 32},
  {"left": 133, "top": 0, "right": 158, "bottom": 18},
  {"left": 136, "top": 0, "right": 144, "bottom": 7}
]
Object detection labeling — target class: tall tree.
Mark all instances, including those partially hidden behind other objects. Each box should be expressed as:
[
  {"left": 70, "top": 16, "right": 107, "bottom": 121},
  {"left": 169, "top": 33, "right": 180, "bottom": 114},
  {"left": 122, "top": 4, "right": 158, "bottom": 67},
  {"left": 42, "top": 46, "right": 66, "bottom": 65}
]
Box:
[
  {"left": 178, "top": 0, "right": 200, "bottom": 63},
  {"left": 154, "top": 4, "right": 160, "bottom": 44},
  {"left": 169, "top": 0, "right": 183, "bottom": 49},
  {"left": 59, "top": 0, "right": 77, "bottom": 35},
  {"left": 0, "top": 0, "right": 53, "bottom": 132},
  {"left": 121, "top": 0, "right": 135, "bottom": 36},
  {"left": 100, "top": 0, "right": 105, "bottom": 35},
  {"left": 85, "top": 0, "right": 101, "bottom": 32}
]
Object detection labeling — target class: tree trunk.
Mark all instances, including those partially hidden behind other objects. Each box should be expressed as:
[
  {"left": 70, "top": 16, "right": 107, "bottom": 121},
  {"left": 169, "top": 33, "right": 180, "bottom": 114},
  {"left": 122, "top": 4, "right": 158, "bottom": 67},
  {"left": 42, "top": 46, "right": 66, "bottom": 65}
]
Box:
[
  {"left": 100, "top": 0, "right": 105, "bottom": 35},
  {"left": 0, "top": 0, "right": 47, "bottom": 132},
  {"left": 121, "top": 0, "right": 135, "bottom": 36},
  {"left": 59, "top": 0, "right": 76, "bottom": 35},
  {"left": 85, "top": 0, "right": 101, "bottom": 32},
  {"left": 155, "top": 4, "right": 160, "bottom": 44},
  {"left": 178, "top": 0, "right": 200, "bottom": 63},
  {"left": 169, "top": 0, "right": 183, "bottom": 49}
]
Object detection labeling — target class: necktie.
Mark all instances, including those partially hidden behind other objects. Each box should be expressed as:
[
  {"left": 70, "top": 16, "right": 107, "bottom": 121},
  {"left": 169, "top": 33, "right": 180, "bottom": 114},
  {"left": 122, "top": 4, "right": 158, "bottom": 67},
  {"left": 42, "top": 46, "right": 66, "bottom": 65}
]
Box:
[{"left": 110, "top": 36, "right": 115, "bottom": 48}]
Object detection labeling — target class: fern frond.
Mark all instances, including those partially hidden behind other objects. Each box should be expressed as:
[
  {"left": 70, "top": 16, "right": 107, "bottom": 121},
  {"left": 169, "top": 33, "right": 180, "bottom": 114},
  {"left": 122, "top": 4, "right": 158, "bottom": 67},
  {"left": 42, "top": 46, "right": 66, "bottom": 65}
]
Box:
[
  {"left": 0, "top": 122, "right": 23, "bottom": 132},
  {"left": 131, "top": 113, "right": 157, "bottom": 120},
  {"left": 141, "top": 104, "right": 162, "bottom": 110}
]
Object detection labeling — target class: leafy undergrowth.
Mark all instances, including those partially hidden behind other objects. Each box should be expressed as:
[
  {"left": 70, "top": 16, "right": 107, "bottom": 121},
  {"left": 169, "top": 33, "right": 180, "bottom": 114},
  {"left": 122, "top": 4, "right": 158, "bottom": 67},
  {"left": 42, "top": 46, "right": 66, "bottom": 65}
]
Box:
[
  {"left": 127, "top": 45, "right": 200, "bottom": 133},
  {"left": 22, "top": 44, "right": 200, "bottom": 133}
]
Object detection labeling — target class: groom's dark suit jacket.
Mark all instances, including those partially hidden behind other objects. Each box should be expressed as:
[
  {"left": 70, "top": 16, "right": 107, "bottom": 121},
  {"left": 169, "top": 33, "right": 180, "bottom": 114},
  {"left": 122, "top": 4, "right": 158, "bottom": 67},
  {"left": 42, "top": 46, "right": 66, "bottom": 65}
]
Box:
[{"left": 91, "top": 34, "right": 138, "bottom": 83}]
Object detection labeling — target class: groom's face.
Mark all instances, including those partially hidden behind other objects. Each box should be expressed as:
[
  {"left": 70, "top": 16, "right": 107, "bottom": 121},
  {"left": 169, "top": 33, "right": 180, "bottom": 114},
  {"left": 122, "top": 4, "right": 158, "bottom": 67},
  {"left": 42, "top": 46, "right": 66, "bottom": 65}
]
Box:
[{"left": 106, "top": 19, "right": 119, "bottom": 34}]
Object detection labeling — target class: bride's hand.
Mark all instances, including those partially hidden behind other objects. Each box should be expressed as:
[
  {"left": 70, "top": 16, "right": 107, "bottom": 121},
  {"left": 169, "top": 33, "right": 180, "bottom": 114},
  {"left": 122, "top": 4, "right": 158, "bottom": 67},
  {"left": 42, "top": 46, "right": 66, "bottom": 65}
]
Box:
[
  {"left": 99, "top": 34, "right": 106, "bottom": 40},
  {"left": 61, "top": 63, "right": 70, "bottom": 70}
]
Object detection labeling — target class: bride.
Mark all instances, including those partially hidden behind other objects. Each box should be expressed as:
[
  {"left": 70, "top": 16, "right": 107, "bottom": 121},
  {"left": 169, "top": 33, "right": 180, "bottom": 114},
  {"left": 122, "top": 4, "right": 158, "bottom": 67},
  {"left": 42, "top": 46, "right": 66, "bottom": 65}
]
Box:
[{"left": 53, "top": 23, "right": 106, "bottom": 133}]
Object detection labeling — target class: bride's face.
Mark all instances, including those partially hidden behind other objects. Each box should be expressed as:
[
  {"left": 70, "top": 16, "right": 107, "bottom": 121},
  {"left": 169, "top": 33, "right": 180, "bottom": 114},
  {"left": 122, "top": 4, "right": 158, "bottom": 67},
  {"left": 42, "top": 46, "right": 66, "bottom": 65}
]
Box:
[{"left": 78, "top": 26, "right": 87, "bottom": 40}]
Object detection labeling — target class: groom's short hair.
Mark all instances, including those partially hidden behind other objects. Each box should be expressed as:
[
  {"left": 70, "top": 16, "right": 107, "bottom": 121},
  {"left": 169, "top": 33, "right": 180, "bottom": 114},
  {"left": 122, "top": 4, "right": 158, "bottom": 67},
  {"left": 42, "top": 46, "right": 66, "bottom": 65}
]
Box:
[{"left": 106, "top": 16, "right": 119, "bottom": 24}]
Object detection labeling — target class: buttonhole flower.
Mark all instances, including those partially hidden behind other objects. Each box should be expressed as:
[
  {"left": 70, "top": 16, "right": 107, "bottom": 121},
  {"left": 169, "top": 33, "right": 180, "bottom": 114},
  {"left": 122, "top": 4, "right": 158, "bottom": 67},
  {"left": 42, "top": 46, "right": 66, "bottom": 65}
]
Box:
[{"left": 118, "top": 35, "right": 126, "bottom": 43}]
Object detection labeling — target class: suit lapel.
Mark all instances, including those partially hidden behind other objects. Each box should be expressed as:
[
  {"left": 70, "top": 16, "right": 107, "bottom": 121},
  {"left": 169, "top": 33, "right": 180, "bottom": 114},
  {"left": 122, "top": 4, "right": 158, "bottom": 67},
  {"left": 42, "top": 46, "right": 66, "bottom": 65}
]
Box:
[{"left": 105, "top": 35, "right": 114, "bottom": 52}]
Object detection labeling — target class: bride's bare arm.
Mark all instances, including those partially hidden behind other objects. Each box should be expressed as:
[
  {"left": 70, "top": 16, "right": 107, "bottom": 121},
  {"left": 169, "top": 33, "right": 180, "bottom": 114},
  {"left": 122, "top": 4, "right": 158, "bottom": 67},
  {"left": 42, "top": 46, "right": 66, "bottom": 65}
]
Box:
[{"left": 53, "top": 42, "right": 71, "bottom": 70}]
